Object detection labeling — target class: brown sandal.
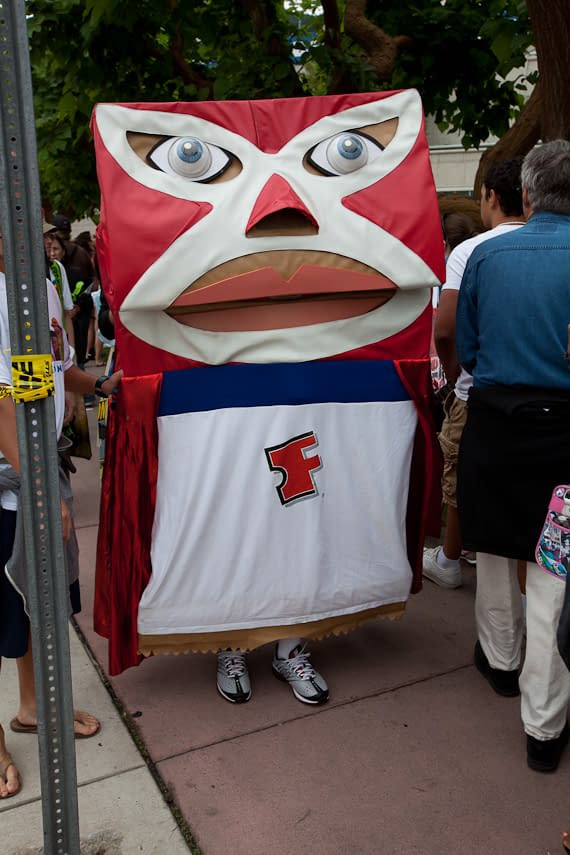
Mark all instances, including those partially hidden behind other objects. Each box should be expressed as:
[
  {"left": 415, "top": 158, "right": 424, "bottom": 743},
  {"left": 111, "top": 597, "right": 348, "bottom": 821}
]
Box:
[
  {"left": 11, "top": 713, "right": 101, "bottom": 739},
  {"left": 0, "top": 753, "right": 21, "bottom": 799}
]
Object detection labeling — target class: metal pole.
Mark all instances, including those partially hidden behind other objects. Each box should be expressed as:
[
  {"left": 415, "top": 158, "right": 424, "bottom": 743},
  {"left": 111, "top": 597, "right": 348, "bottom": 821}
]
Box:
[{"left": 0, "top": 1, "right": 80, "bottom": 852}]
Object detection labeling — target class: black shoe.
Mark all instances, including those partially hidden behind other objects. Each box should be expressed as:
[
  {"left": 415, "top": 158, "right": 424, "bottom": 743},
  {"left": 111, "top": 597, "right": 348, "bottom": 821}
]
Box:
[
  {"left": 527, "top": 723, "right": 569, "bottom": 773},
  {"left": 474, "top": 641, "right": 520, "bottom": 697}
]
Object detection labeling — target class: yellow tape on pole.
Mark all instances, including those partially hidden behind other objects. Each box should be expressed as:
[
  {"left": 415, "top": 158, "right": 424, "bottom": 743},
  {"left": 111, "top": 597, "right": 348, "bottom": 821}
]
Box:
[{"left": 10, "top": 354, "right": 54, "bottom": 403}]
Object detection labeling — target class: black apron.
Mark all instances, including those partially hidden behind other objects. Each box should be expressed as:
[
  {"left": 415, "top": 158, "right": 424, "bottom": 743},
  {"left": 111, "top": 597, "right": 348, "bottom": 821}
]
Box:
[{"left": 457, "top": 385, "right": 570, "bottom": 562}]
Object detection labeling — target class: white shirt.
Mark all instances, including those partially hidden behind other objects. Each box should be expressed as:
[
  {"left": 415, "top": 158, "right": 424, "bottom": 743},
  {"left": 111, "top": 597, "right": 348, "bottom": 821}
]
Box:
[
  {"left": 0, "top": 272, "right": 73, "bottom": 509},
  {"left": 442, "top": 221, "right": 525, "bottom": 401}
]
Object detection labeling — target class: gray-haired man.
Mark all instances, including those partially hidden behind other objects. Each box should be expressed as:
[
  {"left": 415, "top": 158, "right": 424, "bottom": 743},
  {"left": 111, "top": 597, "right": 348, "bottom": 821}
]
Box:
[{"left": 457, "top": 140, "right": 570, "bottom": 772}]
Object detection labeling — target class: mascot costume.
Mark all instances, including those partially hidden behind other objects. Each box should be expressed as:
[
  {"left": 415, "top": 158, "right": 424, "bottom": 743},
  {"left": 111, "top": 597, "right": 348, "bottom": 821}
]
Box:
[{"left": 92, "top": 90, "right": 445, "bottom": 693}]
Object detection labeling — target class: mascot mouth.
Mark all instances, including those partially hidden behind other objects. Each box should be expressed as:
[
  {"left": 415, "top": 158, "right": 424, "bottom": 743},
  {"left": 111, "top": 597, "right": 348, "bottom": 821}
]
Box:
[{"left": 165, "top": 251, "right": 397, "bottom": 332}]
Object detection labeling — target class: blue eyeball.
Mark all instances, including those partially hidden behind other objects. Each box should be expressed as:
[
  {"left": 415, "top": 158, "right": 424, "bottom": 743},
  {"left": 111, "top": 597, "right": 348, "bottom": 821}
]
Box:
[
  {"left": 173, "top": 138, "right": 209, "bottom": 167},
  {"left": 148, "top": 136, "right": 231, "bottom": 181},
  {"left": 335, "top": 135, "right": 364, "bottom": 161},
  {"left": 308, "top": 131, "right": 384, "bottom": 176}
]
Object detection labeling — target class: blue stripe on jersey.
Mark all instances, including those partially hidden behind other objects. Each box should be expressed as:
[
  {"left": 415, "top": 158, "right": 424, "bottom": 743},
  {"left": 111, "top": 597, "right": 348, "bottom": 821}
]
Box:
[{"left": 158, "top": 360, "right": 409, "bottom": 416}]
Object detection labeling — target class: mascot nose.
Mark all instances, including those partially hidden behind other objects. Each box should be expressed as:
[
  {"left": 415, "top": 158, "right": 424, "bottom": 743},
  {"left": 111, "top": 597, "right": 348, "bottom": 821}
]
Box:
[{"left": 246, "top": 174, "right": 319, "bottom": 236}]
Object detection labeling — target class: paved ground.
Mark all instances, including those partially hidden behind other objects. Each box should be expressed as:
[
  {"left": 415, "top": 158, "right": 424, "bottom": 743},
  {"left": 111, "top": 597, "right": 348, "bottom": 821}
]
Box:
[{"left": 1, "top": 406, "right": 569, "bottom": 854}]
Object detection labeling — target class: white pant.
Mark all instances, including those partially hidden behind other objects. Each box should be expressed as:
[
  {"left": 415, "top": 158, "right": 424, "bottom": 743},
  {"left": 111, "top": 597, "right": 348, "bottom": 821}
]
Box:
[{"left": 475, "top": 552, "right": 570, "bottom": 740}]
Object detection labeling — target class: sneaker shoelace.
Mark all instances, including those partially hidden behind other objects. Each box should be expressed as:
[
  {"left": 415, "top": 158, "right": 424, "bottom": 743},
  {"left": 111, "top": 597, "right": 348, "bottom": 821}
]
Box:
[
  {"left": 283, "top": 646, "right": 317, "bottom": 680},
  {"left": 218, "top": 650, "right": 247, "bottom": 677}
]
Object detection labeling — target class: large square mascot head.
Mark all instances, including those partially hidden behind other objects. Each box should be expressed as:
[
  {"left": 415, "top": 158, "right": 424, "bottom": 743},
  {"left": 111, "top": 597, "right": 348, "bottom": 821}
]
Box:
[{"left": 92, "top": 90, "right": 444, "bottom": 375}]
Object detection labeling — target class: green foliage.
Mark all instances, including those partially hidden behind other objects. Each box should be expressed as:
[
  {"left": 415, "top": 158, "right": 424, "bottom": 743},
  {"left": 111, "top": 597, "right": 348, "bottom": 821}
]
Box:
[
  {"left": 26, "top": 0, "right": 533, "bottom": 217},
  {"left": 375, "top": 0, "right": 532, "bottom": 149}
]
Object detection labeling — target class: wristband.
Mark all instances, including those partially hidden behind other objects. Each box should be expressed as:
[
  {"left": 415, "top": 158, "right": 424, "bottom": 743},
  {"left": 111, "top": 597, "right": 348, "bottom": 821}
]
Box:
[{"left": 94, "top": 374, "right": 110, "bottom": 398}]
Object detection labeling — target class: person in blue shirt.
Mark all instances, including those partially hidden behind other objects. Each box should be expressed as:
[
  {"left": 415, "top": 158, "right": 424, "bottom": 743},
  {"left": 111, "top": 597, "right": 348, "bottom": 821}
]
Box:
[{"left": 456, "top": 139, "right": 570, "bottom": 774}]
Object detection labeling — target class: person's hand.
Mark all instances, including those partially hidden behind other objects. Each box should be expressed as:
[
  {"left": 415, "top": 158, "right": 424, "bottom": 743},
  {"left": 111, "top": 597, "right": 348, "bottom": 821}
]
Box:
[
  {"left": 99, "top": 369, "right": 123, "bottom": 397},
  {"left": 60, "top": 496, "right": 71, "bottom": 542}
]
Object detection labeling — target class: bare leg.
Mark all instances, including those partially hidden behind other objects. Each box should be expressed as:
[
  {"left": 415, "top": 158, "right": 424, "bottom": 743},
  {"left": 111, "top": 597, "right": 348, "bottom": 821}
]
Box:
[
  {"left": 15, "top": 643, "right": 35, "bottom": 723},
  {"left": 95, "top": 331, "right": 104, "bottom": 366},
  {"left": 0, "top": 660, "right": 20, "bottom": 799},
  {"left": 442, "top": 504, "right": 462, "bottom": 561},
  {"left": 86, "top": 315, "right": 96, "bottom": 358},
  {"left": 15, "top": 637, "right": 100, "bottom": 738}
]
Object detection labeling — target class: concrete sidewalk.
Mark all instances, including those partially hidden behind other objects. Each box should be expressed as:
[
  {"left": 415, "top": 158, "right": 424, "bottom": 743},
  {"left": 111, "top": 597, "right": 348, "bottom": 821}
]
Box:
[{"left": 1, "top": 407, "right": 569, "bottom": 854}]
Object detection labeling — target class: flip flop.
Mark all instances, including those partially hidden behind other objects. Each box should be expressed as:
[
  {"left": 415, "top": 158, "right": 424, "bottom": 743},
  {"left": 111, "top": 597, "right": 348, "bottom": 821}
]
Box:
[
  {"left": 0, "top": 753, "right": 21, "bottom": 799},
  {"left": 10, "top": 714, "right": 101, "bottom": 740}
]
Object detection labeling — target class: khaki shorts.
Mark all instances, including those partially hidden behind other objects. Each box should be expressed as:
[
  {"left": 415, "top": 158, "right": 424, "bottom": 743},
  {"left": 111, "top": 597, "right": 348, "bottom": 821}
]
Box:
[{"left": 438, "top": 393, "right": 468, "bottom": 507}]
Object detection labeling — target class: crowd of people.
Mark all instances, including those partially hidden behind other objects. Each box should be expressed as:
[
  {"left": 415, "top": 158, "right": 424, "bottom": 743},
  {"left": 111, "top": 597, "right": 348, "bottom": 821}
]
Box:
[
  {"left": 0, "top": 141, "right": 569, "bottom": 850},
  {"left": 43, "top": 216, "right": 111, "bottom": 368},
  {"left": 425, "top": 140, "right": 570, "bottom": 782}
]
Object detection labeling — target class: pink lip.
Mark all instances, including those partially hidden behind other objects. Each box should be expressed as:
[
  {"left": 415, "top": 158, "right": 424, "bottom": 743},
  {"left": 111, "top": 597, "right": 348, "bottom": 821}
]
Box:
[{"left": 170, "top": 264, "right": 396, "bottom": 310}]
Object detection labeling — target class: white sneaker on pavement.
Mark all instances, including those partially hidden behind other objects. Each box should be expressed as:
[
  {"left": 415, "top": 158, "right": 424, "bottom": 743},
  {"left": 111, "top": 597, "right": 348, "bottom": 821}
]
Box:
[
  {"left": 423, "top": 546, "right": 462, "bottom": 589},
  {"left": 272, "top": 643, "right": 329, "bottom": 705},
  {"left": 216, "top": 650, "right": 252, "bottom": 703}
]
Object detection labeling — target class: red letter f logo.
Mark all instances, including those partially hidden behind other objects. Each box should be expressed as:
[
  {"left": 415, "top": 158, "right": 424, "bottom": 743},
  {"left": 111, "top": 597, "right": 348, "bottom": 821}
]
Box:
[{"left": 265, "top": 431, "right": 321, "bottom": 506}]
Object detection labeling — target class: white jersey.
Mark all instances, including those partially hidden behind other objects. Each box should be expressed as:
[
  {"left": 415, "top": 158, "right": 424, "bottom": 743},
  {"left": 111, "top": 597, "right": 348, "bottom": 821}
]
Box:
[{"left": 138, "top": 359, "right": 418, "bottom": 635}]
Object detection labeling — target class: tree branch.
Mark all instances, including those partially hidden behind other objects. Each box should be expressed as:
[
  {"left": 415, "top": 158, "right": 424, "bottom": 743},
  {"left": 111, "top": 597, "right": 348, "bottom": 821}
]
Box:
[
  {"left": 169, "top": 24, "right": 213, "bottom": 95},
  {"left": 344, "top": 0, "right": 412, "bottom": 83}
]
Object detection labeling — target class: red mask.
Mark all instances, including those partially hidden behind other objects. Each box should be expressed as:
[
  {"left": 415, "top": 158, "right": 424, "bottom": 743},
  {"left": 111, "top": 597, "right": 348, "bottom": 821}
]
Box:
[{"left": 92, "top": 90, "right": 444, "bottom": 374}]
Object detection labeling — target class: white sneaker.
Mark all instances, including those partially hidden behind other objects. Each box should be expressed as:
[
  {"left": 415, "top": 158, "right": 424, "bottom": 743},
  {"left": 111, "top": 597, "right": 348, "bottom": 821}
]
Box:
[
  {"left": 272, "top": 643, "right": 329, "bottom": 705},
  {"left": 423, "top": 546, "right": 462, "bottom": 589},
  {"left": 216, "top": 650, "right": 252, "bottom": 703}
]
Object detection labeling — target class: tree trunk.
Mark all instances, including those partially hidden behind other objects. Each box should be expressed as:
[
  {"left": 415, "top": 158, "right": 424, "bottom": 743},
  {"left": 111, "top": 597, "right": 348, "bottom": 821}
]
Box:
[
  {"left": 526, "top": 0, "right": 570, "bottom": 139},
  {"left": 473, "top": 0, "right": 570, "bottom": 195}
]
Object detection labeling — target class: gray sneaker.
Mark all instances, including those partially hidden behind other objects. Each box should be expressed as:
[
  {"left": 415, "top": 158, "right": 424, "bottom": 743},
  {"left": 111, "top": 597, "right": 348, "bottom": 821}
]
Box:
[
  {"left": 216, "top": 650, "right": 252, "bottom": 703},
  {"left": 272, "top": 643, "right": 329, "bottom": 705},
  {"left": 423, "top": 546, "right": 462, "bottom": 589}
]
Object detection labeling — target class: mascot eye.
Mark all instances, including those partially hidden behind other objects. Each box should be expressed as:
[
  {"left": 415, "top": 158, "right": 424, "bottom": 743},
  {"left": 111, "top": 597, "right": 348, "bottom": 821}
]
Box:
[
  {"left": 308, "top": 131, "right": 384, "bottom": 176},
  {"left": 148, "top": 136, "right": 231, "bottom": 181}
]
